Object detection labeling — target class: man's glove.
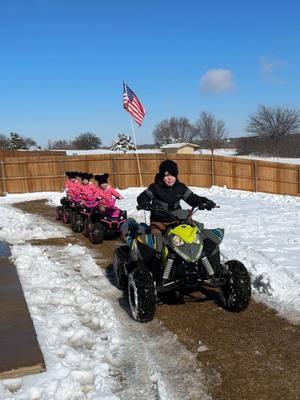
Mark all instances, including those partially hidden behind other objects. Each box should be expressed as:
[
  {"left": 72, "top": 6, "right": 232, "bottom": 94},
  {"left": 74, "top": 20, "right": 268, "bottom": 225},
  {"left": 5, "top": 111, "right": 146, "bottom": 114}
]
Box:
[
  {"left": 137, "top": 203, "right": 151, "bottom": 211},
  {"left": 204, "top": 200, "right": 216, "bottom": 210},
  {"left": 198, "top": 200, "right": 216, "bottom": 210}
]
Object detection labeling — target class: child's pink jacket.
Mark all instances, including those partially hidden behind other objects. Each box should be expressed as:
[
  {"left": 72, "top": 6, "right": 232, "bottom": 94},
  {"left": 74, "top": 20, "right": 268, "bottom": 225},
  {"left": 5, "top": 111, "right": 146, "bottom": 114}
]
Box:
[
  {"left": 80, "top": 182, "right": 98, "bottom": 202},
  {"left": 96, "top": 186, "right": 123, "bottom": 207},
  {"left": 64, "top": 179, "right": 81, "bottom": 198}
]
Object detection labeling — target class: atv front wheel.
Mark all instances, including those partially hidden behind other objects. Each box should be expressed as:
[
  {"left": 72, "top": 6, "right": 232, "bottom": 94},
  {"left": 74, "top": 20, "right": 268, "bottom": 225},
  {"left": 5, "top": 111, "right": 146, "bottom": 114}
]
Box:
[
  {"left": 113, "top": 247, "right": 129, "bottom": 289},
  {"left": 62, "top": 208, "right": 72, "bottom": 224},
  {"left": 220, "top": 260, "right": 251, "bottom": 311},
  {"left": 83, "top": 218, "right": 92, "bottom": 237},
  {"left": 89, "top": 222, "right": 104, "bottom": 244},
  {"left": 128, "top": 266, "right": 156, "bottom": 322}
]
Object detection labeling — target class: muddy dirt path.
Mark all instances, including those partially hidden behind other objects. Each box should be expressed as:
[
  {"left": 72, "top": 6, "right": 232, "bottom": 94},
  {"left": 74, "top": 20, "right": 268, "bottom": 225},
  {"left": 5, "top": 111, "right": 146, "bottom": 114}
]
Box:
[{"left": 14, "top": 200, "right": 300, "bottom": 400}]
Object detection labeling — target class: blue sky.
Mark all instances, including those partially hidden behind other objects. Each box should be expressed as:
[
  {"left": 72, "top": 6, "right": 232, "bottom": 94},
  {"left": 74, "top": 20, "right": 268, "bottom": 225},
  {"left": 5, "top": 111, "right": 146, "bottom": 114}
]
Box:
[{"left": 1, "top": 0, "right": 300, "bottom": 147}]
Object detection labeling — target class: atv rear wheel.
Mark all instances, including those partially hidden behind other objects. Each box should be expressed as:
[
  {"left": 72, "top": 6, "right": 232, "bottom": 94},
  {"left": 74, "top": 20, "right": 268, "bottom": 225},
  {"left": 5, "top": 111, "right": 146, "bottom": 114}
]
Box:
[
  {"left": 220, "top": 260, "right": 251, "bottom": 311},
  {"left": 71, "top": 214, "right": 84, "bottom": 232},
  {"left": 128, "top": 266, "right": 156, "bottom": 322},
  {"left": 89, "top": 222, "right": 104, "bottom": 244},
  {"left": 113, "top": 247, "right": 129, "bottom": 289},
  {"left": 56, "top": 206, "right": 63, "bottom": 221}
]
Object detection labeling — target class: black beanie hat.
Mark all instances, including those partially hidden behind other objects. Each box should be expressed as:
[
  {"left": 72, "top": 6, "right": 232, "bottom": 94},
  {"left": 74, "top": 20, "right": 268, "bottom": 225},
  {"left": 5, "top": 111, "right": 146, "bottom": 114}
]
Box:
[
  {"left": 65, "top": 171, "right": 79, "bottom": 179},
  {"left": 159, "top": 160, "right": 178, "bottom": 178},
  {"left": 94, "top": 173, "right": 109, "bottom": 185},
  {"left": 79, "top": 172, "right": 93, "bottom": 181}
]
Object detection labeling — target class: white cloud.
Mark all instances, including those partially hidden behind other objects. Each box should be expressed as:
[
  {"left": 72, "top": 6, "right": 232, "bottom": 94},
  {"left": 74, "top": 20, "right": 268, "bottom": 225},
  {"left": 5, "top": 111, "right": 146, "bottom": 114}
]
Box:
[
  {"left": 200, "top": 68, "right": 235, "bottom": 94},
  {"left": 260, "top": 56, "right": 286, "bottom": 84}
]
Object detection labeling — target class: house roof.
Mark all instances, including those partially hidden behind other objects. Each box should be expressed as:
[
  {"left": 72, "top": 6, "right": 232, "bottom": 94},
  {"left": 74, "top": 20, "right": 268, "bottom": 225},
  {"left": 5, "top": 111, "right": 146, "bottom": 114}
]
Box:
[{"left": 160, "top": 143, "right": 199, "bottom": 150}]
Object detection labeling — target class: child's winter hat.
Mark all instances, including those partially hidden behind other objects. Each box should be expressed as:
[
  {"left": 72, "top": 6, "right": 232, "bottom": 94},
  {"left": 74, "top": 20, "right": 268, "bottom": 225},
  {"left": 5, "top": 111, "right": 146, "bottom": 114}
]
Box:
[
  {"left": 79, "top": 172, "right": 93, "bottom": 181},
  {"left": 94, "top": 173, "right": 109, "bottom": 185},
  {"left": 158, "top": 160, "right": 178, "bottom": 178},
  {"left": 65, "top": 171, "right": 79, "bottom": 179}
]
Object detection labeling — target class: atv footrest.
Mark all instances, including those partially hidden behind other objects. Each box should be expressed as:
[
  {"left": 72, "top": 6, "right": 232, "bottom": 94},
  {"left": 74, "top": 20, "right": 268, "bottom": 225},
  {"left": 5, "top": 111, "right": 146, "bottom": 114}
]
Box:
[
  {"left": 157, "top": 281, "right": 180, "bottom": 293},
  {"left": 200, "top": 278, "right": 226, "bottom": 288}
]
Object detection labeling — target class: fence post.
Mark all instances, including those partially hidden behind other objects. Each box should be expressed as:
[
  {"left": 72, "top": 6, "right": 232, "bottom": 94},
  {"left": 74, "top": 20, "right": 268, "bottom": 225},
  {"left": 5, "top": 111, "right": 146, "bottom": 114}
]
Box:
[
  {"left": 1, "top": 160, "right": 7, "bottom": 195},
  {"left": 253, "top": 161, "right": 257, "bottom": 192},
  {"left": 211, "top": 155, "right": 215, "bottom": 186},
  {"left": 59, "top": 159, "right": 65, "bottom": 191},
  {"left": 113, "top": 155, "right": 117, "bottom": 188},
  {"left": 298, "top": 167, "right": 300, "bottom": 196}
]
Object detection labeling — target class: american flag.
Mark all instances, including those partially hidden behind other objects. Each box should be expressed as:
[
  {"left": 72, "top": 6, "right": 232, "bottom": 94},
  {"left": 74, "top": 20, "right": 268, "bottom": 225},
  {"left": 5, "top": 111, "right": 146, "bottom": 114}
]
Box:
[{"left": 123, "top": 83, "right": 146, "bottom": 126}]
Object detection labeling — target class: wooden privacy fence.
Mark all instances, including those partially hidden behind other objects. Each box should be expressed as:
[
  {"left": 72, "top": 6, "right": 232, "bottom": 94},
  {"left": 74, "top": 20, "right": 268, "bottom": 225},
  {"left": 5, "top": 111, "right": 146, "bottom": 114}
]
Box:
[{"left": 0, "top": 153, "right": 299, "bottom": 196}]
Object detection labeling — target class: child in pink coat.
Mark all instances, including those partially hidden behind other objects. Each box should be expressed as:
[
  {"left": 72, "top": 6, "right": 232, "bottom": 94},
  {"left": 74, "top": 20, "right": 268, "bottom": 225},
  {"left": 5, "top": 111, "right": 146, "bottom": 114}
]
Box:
[
  {"left": 94, "top": 173, "right": 123, "bottom": 212},
  {"left": 79, "top": 173, "right": 98, "bottom": 206},
  {"left": 65, "top": 171, "right": 81, "bottom": 200}
]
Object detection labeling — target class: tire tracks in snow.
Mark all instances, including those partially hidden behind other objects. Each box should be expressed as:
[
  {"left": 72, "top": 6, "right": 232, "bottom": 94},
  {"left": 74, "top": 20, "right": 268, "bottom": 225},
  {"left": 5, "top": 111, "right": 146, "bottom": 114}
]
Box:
[
  {"left": 221, "top": 240, "right": 300, "bottom": 323},
  {"left": 11, "top": 200, "right": 212, "bottom": 400},
  {"left": 13, "top": 200, "right": 300, "bottom": 400}
]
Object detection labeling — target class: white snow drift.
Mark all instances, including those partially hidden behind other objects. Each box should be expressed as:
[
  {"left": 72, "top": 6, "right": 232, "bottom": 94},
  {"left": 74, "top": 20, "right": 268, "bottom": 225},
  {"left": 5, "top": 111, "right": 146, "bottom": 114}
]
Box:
[{"left": 0, "top": 185, "right": 299, "bottom": 399}]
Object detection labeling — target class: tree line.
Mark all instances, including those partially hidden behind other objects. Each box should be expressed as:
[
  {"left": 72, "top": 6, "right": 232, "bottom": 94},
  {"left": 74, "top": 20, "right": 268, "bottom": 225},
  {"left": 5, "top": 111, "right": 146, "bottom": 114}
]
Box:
[
  {"left": 153, "top": 105, "right": 300, "bottom": 157},
  {"left": 1, "top": 105, "right": 300, "bottom": 156},
  {"left": 0, "top": 132, "right": 103, "bottom": 151},
  {"left": 0, "top": 132, "right": 40, "bottom": 151}
]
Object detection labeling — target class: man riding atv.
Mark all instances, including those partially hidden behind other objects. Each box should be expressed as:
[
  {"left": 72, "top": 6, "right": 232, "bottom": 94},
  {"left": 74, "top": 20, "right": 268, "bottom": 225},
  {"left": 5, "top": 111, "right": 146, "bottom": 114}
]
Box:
[
  {"left": 136, "top": 159, "right": 219, "bottom": 283},
  {"left": 113, "top": 162, "right": 251, "bottom": 321},
  {"left": 137, "top": 159, "right": 216, "bottom": 235}
]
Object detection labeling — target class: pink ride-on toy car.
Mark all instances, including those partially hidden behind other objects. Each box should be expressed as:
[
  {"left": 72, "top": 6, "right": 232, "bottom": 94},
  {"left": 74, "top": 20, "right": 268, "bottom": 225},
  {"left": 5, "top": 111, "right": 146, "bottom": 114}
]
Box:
[
  {"left": 84, "top": 198, "right": 128, "bottom": 244},
  {"left": 56, "top": 195, "right": 82, "bottom": 224}
]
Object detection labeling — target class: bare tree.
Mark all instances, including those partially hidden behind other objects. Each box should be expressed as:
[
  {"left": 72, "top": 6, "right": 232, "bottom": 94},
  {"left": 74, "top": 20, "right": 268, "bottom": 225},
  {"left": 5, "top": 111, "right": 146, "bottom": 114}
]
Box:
[
  {"left": 247, "top": 105, "right": 300, "bottom": 156},
  {"left": 0, "top": 134, "right": 10, "bottom": 149},
  {"left": 153, "top": 117, "right": 193, "bottom": 146},
  {"left": 24, "top": 137, "right": 38, "bottom": 150},
  {"left": 72, "top": 132, "right": 102, "bottom": 150},
  {"left": 192, "top": 112, "right": 227, "bottom": 155},
  {"left": 237, "top": 133, "right": 300, "bottom": 157},
  {"left": 48, "top": 139, "right": 73, "bottom": 150}
]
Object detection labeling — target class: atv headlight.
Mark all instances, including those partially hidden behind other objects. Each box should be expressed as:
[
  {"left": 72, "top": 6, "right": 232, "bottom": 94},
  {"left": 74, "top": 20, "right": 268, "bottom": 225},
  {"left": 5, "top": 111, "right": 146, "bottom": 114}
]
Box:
[
  {"left": 194, "top": 232, "right": 201, "bottom": 244},
  {"left": 172, "top": 234, "right": 185, "bottom": 247}
]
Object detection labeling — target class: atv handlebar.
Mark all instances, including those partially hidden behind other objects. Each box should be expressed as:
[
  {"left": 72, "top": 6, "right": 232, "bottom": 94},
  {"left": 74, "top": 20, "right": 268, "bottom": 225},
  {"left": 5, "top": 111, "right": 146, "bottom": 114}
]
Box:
[{"left": 136, "top": 204, "right": 219, "bottom": 212}]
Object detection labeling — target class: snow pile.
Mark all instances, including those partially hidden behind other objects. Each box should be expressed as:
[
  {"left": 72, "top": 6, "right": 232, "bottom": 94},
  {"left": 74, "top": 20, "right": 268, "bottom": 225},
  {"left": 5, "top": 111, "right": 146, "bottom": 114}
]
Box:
[
  {"left": 0, "top": 198, "right": 211, "bottom": 399},
  {"left": 0, "top": 243, "right": 121, "bottom": 399},
  {"left": 0, "top": 203, "right": 68, "bottom": 244}
]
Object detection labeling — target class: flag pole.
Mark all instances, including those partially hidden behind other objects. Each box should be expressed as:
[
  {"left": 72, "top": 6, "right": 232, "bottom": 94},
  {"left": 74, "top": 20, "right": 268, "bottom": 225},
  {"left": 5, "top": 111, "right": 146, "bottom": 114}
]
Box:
[{"left": 129, "top": 117, "right": 143, "bottom": 187}]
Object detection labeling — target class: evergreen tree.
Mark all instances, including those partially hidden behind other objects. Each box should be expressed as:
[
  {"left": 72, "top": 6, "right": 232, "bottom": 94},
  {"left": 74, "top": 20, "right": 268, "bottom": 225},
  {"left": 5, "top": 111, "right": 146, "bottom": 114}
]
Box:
[
  {"left": 9, "top": 132, "right": 27, "bottom": 150},
  {"left": 111, "top": 134, "right": 136, "bottom": 153}
]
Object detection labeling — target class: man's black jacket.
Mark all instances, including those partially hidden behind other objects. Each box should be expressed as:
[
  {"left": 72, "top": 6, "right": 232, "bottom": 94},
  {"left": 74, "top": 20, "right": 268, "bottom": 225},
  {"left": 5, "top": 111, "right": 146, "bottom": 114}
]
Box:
[{"left": 137, "top": 177, "right": 211, "bottom": 221}]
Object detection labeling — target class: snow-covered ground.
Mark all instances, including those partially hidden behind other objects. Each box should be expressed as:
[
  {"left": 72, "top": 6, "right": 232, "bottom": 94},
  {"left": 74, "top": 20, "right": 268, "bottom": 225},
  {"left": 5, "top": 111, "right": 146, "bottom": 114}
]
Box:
[
  {"left": 64, "top": 148, "right": 300, "bottom": 165},
  {"left": 0, "top": 186, "right": 299, "bottom": 398},
  {"left": 65, "top": 149, "right": 162, "bottom": 156},
  {"left": 198, "top": 148, "right": 300, "bottom": 165},
  {"left": 0, "top": 192, "right": 211, "bottom": 400}
]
